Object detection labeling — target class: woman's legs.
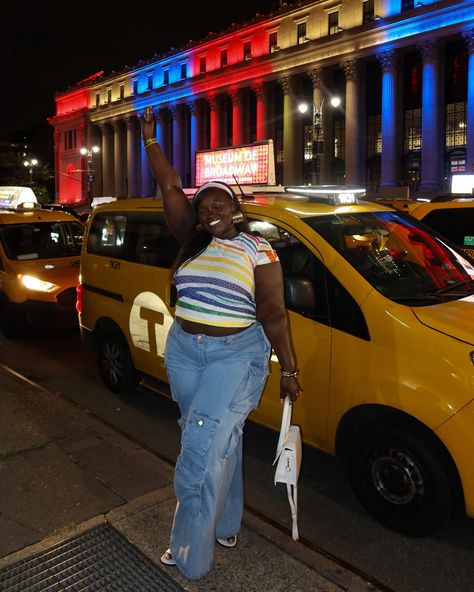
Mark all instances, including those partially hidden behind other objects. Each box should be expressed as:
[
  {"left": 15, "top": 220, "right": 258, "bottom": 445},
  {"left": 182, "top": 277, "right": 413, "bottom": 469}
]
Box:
[{"left": 164, "top": 321, "right": 270, "bottom": 580}]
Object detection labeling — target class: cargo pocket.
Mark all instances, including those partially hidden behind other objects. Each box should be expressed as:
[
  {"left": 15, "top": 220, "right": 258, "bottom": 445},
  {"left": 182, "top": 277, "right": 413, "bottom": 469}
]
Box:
[
  {"left": 230, "top": 361, "right": 269, "bottom": 414},
  {"left": 222, "top": 421, "right": 244, "bottom": 460},
  {"left": 175, "top": 410, "right": 220, "bottom": 518}
]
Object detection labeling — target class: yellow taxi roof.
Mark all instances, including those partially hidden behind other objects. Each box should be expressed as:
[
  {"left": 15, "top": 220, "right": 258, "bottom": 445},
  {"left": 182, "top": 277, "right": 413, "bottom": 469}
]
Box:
[{"left": 0, "top": 206, "right": 78, "bottom": 225}]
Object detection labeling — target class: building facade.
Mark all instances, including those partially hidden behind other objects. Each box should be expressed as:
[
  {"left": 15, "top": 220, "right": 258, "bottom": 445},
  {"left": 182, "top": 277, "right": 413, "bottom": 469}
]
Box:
[{"left": 49, "top": 0, "right": 474, "bottom": 203}]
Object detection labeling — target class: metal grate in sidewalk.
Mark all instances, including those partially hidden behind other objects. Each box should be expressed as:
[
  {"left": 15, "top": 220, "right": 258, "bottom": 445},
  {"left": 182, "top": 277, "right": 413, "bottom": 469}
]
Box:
[{"left": 0, "top": 523, "right": 185, "bottom": 592}]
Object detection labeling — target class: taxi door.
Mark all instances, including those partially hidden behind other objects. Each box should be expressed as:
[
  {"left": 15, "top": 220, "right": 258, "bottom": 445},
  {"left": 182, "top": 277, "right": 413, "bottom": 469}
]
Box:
[{"left": 247, "top": 217, "right": 332, "bottom": 449}]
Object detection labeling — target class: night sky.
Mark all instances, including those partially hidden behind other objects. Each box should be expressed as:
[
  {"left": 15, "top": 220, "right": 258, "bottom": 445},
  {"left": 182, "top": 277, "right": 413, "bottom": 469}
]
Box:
[{"left": 3, "top": 0, "right": 280, "bottom": 165}]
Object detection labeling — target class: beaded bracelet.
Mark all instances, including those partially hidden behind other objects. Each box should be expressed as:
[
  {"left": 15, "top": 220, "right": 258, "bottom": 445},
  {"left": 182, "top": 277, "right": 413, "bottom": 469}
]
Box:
[
  {"left": 280, "top": 369, "right": 299, "bottom": 378},
  {"left": 144, "top": 137, "right": 157, "bottom": 148}
]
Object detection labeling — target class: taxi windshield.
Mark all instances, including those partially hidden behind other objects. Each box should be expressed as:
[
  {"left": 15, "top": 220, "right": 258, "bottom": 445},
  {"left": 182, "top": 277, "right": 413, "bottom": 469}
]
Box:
[
  {"left": 0, "top": 221, "right": 84, "bottom": 260},
  {"left": 304, "top": 210, "right": 474, "bottom": 305}
]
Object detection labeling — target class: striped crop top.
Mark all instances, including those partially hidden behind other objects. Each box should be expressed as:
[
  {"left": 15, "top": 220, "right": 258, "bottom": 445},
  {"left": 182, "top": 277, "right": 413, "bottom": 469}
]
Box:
[{"left": 174, "top": 232, "right": 279, "bottom": 328}]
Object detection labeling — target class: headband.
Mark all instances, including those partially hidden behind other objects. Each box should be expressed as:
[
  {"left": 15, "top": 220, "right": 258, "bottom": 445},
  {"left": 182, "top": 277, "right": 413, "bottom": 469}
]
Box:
[{"left": 193, "top": 181, "right": 239, "bottom": 210}]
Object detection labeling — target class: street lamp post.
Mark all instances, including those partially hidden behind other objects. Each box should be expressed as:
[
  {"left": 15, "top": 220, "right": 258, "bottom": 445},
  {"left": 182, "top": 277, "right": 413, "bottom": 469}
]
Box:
[
  {"left": 23, "top": 158, "right": 39, "bottom": 183},
  {"left": 298, "top": 96, "right": 341, "bottom": 185},
  {"left": 80, "top": 146, "right": 100, "bottom": 205}
]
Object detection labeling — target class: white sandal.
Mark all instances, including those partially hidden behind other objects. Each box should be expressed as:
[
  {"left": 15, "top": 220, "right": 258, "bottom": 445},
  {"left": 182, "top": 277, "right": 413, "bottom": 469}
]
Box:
[
  {"left": 160, "top": 549, "right": 177, "bottom": 566},
  {"left": 216, "top": 535, "right": 238, "bottom": 548}
]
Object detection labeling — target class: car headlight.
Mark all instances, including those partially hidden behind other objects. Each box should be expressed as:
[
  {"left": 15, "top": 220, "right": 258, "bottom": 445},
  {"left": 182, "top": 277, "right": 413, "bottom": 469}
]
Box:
[{"left": 20, "top": 274, "right": 57, "bottom": 292}]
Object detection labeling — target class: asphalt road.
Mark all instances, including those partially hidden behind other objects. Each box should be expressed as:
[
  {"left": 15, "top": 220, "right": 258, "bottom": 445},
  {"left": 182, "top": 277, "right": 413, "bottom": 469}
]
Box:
[{"left": 1, "top": 326, "right": 474, "bottom": 592}]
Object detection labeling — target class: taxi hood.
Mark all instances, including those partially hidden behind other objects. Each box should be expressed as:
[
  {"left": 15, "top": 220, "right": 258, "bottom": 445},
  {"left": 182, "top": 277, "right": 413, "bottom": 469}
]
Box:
[{"left": 412, "top": 296, "right": 474, "bottom": 346}]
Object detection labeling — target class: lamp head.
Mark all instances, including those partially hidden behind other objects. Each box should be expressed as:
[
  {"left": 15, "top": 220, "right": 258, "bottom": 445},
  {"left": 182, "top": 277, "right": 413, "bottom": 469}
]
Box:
[{"left": 298, "top": 102, "right": 309, "bottom": 114}]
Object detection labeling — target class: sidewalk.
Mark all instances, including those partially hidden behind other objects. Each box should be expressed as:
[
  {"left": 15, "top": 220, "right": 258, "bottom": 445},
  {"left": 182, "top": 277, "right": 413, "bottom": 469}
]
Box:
[{"left": 0, "top": 363, "right": 378, "bottom": 591}]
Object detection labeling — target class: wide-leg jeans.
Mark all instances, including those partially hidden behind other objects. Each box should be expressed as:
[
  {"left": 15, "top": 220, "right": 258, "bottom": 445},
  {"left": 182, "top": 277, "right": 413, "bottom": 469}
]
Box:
[{"left": 163, "top": 319, "right": 271, "bottom": 579}]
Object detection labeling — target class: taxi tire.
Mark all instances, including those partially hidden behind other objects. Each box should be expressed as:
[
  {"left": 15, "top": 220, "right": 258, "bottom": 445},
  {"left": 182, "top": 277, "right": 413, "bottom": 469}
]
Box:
[
  {"left": 348, "top": 423, "right": 453, "bottom": 537},
  {"left": 97, "top": 329, "right": 140, "bottom": 393}
]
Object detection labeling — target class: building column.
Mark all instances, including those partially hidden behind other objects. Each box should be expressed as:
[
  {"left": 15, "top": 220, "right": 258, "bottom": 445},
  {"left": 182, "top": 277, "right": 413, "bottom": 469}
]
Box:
[
  {"left": 230, "top": 88, "right": 245, "bottom": 146},
  {"left": 253, "top": 82, "right": 269, "bottom": 141},
  {"left": 209, "top": 94, "right": 220, "bottom": 149},
  {"left": 169, "top": 105, "right": 183, "bottom": 181},
  {"left": 190, "top": 99, "right": 204, "bottom": 186},
  {"left": 112, "top": 120, "right": 126, "bottom": 197},
  {"left": 462, "top": 30, "right": 474, "bottom": 176},
  {"left": 279, "top": 75, "right": 302, "bottom": 186},
  {"left": 419, "top": 40, "right": 444, "bottom": 193},
  {"left": 377, "top": 50, "right": 399, "bottom": 188},
  {"left": 101, "top": 123, "right": 114, "bottom": 196},
  {"left": 341, "top": 59, "right": 364, "bottom": 185},
  {"left": 126, "top": 116, "right": 139, "bottom": 197}
]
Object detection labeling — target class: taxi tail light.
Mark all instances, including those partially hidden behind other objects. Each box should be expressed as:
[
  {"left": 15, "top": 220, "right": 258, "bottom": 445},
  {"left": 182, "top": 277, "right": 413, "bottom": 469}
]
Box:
[{"left": 76, "top": 283, "right": 83, "bottom": 313}]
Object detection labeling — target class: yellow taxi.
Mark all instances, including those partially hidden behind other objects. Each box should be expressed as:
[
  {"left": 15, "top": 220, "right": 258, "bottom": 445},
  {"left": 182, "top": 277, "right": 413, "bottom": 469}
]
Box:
[
  {"left": 0, "top": 203, "right": 84, "bottom": 337},
  {"left": 375, "top": 197, "right": 474, "bottom": 258},
  {"left": 78, "top": 186, "right": 474, "bottom": 537}
]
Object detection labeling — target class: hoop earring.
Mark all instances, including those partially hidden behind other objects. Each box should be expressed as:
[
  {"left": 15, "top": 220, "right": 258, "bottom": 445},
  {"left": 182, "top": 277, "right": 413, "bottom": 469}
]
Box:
[{"left": 232, "top": 212, "right": 244, "bottom": 224}]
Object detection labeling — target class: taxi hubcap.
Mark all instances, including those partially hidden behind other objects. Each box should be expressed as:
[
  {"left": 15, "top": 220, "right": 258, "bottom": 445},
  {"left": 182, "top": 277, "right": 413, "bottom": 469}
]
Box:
[
  {"left": 101, "top": 342, "right": 123, "bottom": 385},
  {"left": 369, "top": 446, "right": 425, "bottom": 505}
]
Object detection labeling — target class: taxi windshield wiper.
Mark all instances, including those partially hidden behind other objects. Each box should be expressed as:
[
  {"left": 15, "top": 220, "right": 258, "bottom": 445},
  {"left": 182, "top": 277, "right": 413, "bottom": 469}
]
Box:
[
  {"left": 389, "top": 294, "right": 441, "bottom": 302},
  {"left": 432, "top": 279, "right": 474, "bottom": 295}
]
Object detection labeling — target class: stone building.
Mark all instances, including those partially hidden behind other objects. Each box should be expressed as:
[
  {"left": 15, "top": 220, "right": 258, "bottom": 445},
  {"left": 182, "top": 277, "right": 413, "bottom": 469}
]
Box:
[{"left": 48, "top": 0, "right": 474, "bottom": 203}]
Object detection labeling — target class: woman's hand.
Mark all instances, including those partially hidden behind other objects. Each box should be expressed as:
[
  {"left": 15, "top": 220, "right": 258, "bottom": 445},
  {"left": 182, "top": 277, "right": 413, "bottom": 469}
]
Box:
[
  {"left": 280, "top": 375, "right": 302, "bottom": 404},
  {"left": 140, "top": 106, "right": 155, "bottom": 140}
]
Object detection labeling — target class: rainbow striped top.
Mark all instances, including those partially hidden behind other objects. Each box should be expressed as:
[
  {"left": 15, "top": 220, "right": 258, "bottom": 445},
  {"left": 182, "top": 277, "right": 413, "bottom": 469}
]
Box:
[{"left": 174, "top": 232, "right": 279, "bottom": 328}]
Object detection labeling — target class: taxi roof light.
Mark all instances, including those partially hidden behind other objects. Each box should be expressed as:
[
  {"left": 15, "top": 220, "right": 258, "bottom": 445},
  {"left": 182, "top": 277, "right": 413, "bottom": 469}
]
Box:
[{"left": 284, "top": 185, "right": 365, "bottom": 205}]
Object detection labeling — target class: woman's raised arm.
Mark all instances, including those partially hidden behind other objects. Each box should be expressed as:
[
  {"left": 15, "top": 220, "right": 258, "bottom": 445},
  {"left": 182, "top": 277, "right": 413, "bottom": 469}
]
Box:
[{"left": 141, "top": 107, "right": 193, "bottom": 244}]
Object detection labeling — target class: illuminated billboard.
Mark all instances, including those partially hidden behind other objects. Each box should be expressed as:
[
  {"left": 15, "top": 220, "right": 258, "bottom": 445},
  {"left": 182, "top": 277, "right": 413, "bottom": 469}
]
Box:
[{"left": 195, "top": 140, "right": 275, "bottom": 186}]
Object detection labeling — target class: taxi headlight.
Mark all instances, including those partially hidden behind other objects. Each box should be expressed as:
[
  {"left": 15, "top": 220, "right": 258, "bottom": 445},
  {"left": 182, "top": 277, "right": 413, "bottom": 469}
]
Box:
[{"left": 20, "top": 275, "right": 56, "bottom": 292}]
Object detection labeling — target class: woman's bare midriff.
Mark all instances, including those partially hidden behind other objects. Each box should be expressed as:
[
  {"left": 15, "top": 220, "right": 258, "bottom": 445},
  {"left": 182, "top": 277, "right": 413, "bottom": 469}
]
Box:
[{"left": 176, "top": 317, "right": 251, "bottom": 336}]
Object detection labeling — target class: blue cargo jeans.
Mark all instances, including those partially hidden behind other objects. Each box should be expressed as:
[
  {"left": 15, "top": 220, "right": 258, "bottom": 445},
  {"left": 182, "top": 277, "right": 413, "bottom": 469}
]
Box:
[{"left": 163, "top": 319, "right": 271, "bottom": 579}]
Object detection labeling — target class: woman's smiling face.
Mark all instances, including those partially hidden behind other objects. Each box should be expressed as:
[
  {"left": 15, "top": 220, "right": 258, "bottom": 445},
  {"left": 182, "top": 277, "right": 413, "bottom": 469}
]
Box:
[{"left": 196, "top": 190, "right": 239, "bottom": 239}]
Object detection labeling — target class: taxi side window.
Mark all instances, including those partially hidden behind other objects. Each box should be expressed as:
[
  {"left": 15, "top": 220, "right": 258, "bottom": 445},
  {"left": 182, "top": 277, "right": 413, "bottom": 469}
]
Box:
[
  {"left": 249, "top": 219, "right": 369, "bottom": 340},
  {"left": 249, "top": 219, "right": 328, "bottom": 321},
  {"left": 87, "top": 212, "right": 179, "bottom": 268}
]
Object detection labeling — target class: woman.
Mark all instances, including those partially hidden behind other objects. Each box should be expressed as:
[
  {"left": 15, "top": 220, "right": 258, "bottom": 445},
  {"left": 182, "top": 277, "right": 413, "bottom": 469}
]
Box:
[{"left": 141, "top": 106, "right": 301, "bottom": 580}]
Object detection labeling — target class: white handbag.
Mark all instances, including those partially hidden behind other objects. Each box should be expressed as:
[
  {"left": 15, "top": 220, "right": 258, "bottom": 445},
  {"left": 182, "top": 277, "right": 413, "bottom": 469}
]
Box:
[{"left": 273, "top": 397, "right": 302, "bottom": 540}]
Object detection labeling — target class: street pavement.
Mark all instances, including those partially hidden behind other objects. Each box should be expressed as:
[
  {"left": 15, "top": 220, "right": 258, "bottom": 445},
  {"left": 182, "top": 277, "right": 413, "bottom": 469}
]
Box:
[{"left": 0, "top": 362, "right": 380, "bottom": 591}]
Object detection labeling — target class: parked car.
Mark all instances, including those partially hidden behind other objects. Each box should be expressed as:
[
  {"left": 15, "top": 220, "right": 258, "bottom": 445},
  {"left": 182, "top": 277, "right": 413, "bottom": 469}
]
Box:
[
  {"left": 375, "top": 197, "right": 474, "bottom": 258},
  {"left": 78, "top": 187, "right": 474, "bottom": 537},
  {"left": 0, "top": 203, "right": 84, "bottom": 337}
]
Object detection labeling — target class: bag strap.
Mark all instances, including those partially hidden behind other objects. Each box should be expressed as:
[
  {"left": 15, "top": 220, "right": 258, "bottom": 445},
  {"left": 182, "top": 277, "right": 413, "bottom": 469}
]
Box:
[
  {"left": 275, "top": 397, "right": 292, "bottom": 458},
  {"left": 287, "top": 483, "right": 299, "bottom": 540}
]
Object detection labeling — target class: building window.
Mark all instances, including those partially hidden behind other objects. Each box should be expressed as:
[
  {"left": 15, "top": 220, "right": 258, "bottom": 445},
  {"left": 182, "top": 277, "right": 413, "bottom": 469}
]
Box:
[
  {"left": 95, "top": 93, "right": 100, "bottom": 107},
  {"left": 404, "top": 108, "right": 422, "bottom": 151},
  {"left": 163, "top": 69, "right": 169, "bottom": 85},
  {"left": 297, "top": 22, "right": 307, "bottom": 44},
  {"left": 243, "top": 40, "right": 252, "bottom": 60},
  {"left": 334, "top": 119, "right": 345, "bottom": 159},
  {"left": 199, "top": 56, "right": 206, "bottom": 74},
  {"left": 119, "top": 85, "right": 125, "bottom": 99},
  {"left": 64, "top": 129, "right": 77, "bottom": 151},
  {"left": 446, "top": 102, "right": 467, "bottom": 148},
  {"left": 107, "top": 88, "right": 112, "bottom": 103},
  {"left": 180, "top": 63, "right": 187, "bottom": 80},
  {"left": 328, "top": 12, "right": 339, "bottom": 35},
  {"left": 132, "top": 80, "right": 138, "bottom": 94},
  {"left": 450, "top": 158, "right": 466, "bottom": 174},
  {"left": 402, "top": 0, "right": 414, "bottom": 11},
  {"left": 362, "top": 0, "right": 374, "bottom": 24},
  {"left": 269, "top": 31, "right": 279, "bottom": 53},
  {"left": 367, "top": 115, "right": 382, "bottom": 158},
  {"left": 147, "top": 74, "right": 153, "bottom": 91},
  {"left": 220, "top": 48, "right": 228, "bottom": 67}
]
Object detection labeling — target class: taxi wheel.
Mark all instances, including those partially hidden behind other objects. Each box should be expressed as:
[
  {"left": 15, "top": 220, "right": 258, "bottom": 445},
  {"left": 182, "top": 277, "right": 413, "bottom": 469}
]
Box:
[
  {"left": 97, "top": 330, "right": 140, "bottom": 393},
  {"left": 348, "top": 424, "right": 453, "bottom": 537}
]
